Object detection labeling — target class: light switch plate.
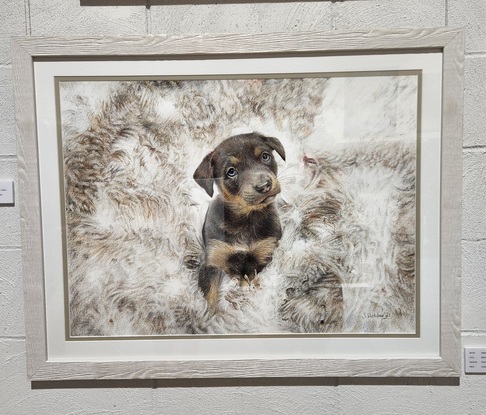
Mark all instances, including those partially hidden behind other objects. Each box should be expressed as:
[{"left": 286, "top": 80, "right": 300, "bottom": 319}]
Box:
[
  {"left": 464, "top": 348, "right": 486, "bottom": 373},
  {"left": 0, "top": 180, "right": 14, "bottom": 205}
]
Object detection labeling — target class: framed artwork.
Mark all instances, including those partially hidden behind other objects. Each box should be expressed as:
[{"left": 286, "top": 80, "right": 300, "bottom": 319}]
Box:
[{"left": 12, "top": 28, "right": 464, "bottom": 380}]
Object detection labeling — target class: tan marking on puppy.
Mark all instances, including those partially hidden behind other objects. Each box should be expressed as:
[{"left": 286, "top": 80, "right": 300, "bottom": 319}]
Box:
[
  {"left": 206, "top": 277, "right": 220, "bottom": 314},
  {"left": 206, "top": 240, "right": 245, "bottom": 275},
  {"left": 221, "top": 185, "right": 279, "bottom": 217},
  {"left": 220, "top": 186, "right": 244, "bottom": 205},
  {"left": 249, "top": 237, "right": 280, "bottom": 264},
  {"left": 220, "top": 187, "right": 268, "bottom": 216},
  {"left": 229, "top": 156, "right": 240, "bottom": 166},
  {"left": 254, "top": 146, "right": 263, "bottom": 158}
]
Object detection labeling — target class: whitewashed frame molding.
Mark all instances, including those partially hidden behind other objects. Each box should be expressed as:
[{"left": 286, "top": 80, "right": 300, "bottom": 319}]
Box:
[{"left": 12, "top": 28, "right": 464, "bottom": 381}]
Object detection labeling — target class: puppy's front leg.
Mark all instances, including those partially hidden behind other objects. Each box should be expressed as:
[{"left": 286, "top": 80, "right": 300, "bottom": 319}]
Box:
[{"left": 199, "top": 265, "right": 222, "bottom": 314}]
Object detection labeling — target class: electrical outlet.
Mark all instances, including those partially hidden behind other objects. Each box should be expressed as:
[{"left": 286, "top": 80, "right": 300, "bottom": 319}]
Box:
[
  {"left": 464, "top": 348, "right": 486, "bottom": 373},
  {"left": 0, "top": 180, "right": 14, "bottom": 205}
]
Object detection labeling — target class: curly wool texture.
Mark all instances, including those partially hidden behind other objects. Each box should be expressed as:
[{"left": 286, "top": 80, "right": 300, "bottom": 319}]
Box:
[{"left": 61, "top": 76, "right": 417, "bottom": 336}]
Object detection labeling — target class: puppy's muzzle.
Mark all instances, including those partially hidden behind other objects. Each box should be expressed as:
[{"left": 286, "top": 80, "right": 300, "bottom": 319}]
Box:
[
  {"left": 243, "top": 172, "right": 281, "bottom": 205},
  {"left": 254, "top": 178, "right": 273, "bottom": 194}
]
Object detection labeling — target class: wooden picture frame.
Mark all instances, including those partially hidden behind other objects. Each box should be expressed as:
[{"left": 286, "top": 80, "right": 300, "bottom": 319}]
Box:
[{"left": 12, "top": 28, "right": 464, "bottom": 380}]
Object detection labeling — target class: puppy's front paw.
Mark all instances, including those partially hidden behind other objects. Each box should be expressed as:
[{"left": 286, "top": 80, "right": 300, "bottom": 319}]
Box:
[
  {"left": 251, "top": 273, "right": 261, "bottom": 289},
  {"left": 239, "top": 274, "right": 251, "bottom": 288}
]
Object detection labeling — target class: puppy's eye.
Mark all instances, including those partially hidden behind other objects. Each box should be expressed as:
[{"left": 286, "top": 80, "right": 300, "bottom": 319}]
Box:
[
  {"left": 261, "top": 152, "right": 271, "bottom": 162},
  {"left": 226, "top": 167, "right": 237, "bottom": 178}
]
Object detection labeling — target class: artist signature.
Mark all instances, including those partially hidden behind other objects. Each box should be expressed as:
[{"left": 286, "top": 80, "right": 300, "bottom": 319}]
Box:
[{"left": 362, "top": 312, "right": 391, "bottom": 319}]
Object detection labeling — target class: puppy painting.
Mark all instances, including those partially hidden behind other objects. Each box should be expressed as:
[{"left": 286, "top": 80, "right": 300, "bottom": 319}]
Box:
[
  {"left": 193, "top": 132, "right": 286, "bottom": 311},
  {"left": 60, "top": 75, "right": 418, "bottom": 336}
]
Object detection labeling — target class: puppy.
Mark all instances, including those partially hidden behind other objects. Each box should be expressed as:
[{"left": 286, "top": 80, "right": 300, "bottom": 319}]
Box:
[{"left": 193, "top": 132, "right": 286, "bottom": 311}]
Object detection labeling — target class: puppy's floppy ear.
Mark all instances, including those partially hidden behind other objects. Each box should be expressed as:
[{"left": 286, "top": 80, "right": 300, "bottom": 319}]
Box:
[
  {"left": 263, "top": 135, "right": 286, "bottom": 161},
  {"left": 193, "top": 151, "right": 215, "bottom": 197}
]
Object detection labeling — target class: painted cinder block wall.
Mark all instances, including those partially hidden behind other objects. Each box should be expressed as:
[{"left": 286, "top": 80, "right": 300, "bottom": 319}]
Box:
[{"left": 1, "top": 0, "right": 485, "bottom": 413}]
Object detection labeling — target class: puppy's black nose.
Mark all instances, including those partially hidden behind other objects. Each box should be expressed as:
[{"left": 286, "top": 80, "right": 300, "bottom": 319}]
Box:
[{"left": 254, "top": 179, "right": 272, "bottom": 194}]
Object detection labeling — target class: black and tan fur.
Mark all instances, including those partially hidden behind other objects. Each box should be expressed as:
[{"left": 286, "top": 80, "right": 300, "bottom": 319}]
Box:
[{"left": 193, "top": 132, "right": 286, "bottom": 310}]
